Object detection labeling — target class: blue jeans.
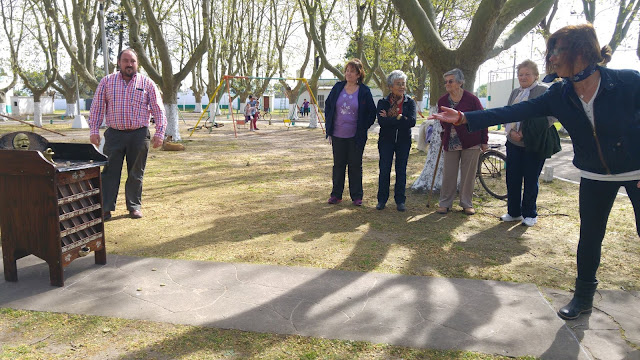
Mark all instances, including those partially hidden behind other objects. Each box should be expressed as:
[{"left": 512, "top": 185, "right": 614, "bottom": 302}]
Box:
[
  {"left": 505, "top": 141, "right": 546, "bottom": 218},
  {"left": 377, "top": 139, "right": 411, "bottom": 204},
  {"left": 577, "top": 178, "right": 640, "bottom": 282}
]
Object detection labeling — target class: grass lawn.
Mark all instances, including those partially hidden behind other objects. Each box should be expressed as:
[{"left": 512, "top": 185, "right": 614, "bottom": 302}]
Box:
[{"left": 1, "top": 115, "right": 637, "bottom": 359}]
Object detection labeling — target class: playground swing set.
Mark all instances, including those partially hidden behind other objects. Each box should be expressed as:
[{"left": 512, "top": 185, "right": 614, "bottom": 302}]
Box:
[{"left": 189, "top": 75, "right": 326, "bottom": 138}]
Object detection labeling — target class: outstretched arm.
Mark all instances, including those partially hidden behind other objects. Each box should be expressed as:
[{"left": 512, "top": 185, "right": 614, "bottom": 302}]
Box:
[{"left": 428, "top": 106, "right": 465, "bottom": 125}]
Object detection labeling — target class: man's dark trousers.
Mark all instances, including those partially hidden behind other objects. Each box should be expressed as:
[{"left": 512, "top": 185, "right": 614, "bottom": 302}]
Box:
[{"left": 101, "top": 127, "right": 150, "bottom": 212}]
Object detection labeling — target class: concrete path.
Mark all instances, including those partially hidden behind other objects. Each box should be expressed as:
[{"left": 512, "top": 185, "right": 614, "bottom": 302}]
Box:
[{"left": 1, "top": 252, "right": 639, "bottom": 359}]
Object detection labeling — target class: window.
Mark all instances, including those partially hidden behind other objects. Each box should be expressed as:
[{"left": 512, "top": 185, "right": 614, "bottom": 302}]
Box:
[{"left": 317, "top": 95, "right": 325, "bottom": 110}]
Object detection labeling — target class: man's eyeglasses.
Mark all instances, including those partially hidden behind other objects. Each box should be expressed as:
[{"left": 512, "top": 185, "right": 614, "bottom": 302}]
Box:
[{"left": 444, "top": 79, "right": 456, "bottom": 85}]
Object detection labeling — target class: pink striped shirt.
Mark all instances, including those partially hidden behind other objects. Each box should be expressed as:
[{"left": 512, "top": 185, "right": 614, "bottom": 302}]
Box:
[{"left": 89, "top": 72, "right": 166, "bottom": 140}]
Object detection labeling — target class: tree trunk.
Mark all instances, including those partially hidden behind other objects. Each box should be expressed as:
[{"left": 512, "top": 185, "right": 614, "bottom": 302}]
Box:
[
  {"left": 308, "top": 104, "right": 318, "bottom": 128},
  {"left": 194, "top": 93, "right": 203, "bottom": 112},
  {"left": 33, "top": 102, "right": 43, "bottom": 127},
  {"left": 0, "top": 91, "right": 7, "bottom": 116},
  {"left": 288, "top": 104, "right": 299, "bottom": 121},
  {"left": 65, "top": 101, "right": 78, "bottom": 117},
  {"left": 211, "top": 102, "right": 221, "bottom": 115},
  {"left": 415, "top": 99, "right": 424, "bottom": 117},
  {"left": 164, "top": 104, "right": 179, "bottom": 141},
  {"left": 411, "top": 109, "right": 444, "bottom": 192}
]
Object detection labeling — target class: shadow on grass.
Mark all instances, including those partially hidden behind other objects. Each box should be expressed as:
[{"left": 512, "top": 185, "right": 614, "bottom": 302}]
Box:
[
  {"left": 117, "top": 210, "right": 513, "bottom": 358},
  {"left": 111, "top": 190, "right": 543, "bottom": 358}
]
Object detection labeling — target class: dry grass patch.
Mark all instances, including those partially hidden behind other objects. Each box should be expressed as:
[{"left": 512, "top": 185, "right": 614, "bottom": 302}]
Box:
[{"left": 0, "top": 308, "right": 536, "bottom": 359}]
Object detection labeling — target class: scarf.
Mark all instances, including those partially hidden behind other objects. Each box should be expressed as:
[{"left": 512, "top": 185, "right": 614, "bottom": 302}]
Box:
[
  {"left": 386, "top": 93, "right": 403, "bottom": 118},
  {"left": 506, "top": 82, "right": 539, "bottom": 134},
  {"left": 542, "top": 63, "right": 597, "bottom": 83}
]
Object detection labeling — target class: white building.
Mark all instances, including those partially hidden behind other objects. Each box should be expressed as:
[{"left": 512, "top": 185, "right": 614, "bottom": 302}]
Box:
[
  {"left": 485, "top": 73, "right": 550, "bottom": 109},
  {"left": 10, "top": 96, "right": 55, "bottom": 116}
]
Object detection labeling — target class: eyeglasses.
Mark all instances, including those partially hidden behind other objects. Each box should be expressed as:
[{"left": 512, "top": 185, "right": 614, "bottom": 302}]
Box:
[
  {"left": 550, "top": 47, "right": 568, "bottom": 57},
  {"left": 444, "top": 79, "right": 456, "bottom": 85}
]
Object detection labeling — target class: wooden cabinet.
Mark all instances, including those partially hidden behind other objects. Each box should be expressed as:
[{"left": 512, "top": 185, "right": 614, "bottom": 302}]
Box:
[{"left": 0, "top": 132, "right": 108, "bottom": 286}]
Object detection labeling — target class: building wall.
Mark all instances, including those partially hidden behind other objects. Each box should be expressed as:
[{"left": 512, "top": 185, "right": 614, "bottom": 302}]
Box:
[
  {"left": 485, "top": 75, "right": 550, "bottom": 109},
  {"left": 10, "top": 96, "right": 55, "bottom": 115}
]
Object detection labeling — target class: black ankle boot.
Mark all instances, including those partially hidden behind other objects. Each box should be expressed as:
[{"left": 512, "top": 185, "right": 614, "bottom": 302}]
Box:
[{"left": 558, "top": 278, "right": 598, "bottom": 320}]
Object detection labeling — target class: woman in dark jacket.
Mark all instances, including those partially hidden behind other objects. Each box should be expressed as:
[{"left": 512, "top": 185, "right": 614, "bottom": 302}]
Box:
[
  {"left": 324, "top": 58, "right": 377, "bottom": 206},
  {"left": 376, "top": 70, "right": 416, "bottom": 211},
  {"left": 429, "top": 24, "right": 640, "bottom": 321},
  {"left": 501, "top": 60, "right": 561, "bottom": 227}
]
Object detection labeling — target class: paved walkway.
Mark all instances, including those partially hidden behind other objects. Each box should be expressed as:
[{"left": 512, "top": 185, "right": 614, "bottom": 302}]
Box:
[{"left": 1, "top": 252, "right": 639, "bottom": 359}]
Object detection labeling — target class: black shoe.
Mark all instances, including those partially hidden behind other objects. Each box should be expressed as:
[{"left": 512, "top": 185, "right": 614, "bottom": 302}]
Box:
[
  {"left": 376, "top": 202, "right": 385, "bottom": 210},
  {"left": 103, "top": 211, "right": 112, "bottom": 221},
  {"left": 558, "top": 278, "right": 598, "bottom": 320},
  {"left": 397, "top": 203, "right": 406, "bottom": 212}
]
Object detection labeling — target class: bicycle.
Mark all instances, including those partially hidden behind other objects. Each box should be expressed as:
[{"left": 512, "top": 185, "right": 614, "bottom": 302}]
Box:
[
  {"left": 476, "top": 145, "right": 507, "bottom": 200},
  {"left": 257, "top": 107, "right": 272, "bottom": 124}
]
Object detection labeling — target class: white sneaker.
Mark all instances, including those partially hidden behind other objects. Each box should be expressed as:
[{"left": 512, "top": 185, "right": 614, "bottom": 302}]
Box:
[
  {"left": 500, "top": 214, "right": 523, "bottom": 222},
  {"left": 522, "top": 217, "right": 538, "bottom": 227}
]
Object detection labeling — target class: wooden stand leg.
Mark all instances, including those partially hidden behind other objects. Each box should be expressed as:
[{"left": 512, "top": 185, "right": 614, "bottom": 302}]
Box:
[
  {"left": 48, "top": 260, "right": 64, "bottom": 287},
  {"left": 95, "top": 246, "right": 106, "bottom": 265},
  {"left": 3, "top": 250, "right": 18, "bottom": 282}
]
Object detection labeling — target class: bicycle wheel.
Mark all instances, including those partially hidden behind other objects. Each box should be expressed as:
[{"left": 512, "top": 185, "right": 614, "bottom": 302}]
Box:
[{"left": 477, "top": 150, "right": 508, "bottom": 200}]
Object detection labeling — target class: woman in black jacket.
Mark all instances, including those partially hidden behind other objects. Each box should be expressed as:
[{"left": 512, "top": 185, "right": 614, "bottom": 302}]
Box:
[
  {"left": 429, "top": 24, "right": 640, "bottom": 321},
  {"left": 324, "top": 58, "right": 377, "bottom": 206},
  {"left": 375, "top": 70, "right": 416, "bottom": 211}
]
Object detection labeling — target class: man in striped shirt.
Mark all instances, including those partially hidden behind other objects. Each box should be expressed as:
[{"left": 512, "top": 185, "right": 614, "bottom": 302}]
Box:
[{"left": 89, "top": 48, "right": 167, "bottom": 220}]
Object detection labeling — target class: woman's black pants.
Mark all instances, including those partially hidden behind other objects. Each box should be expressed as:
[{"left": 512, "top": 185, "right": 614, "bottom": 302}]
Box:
[
  {"left": 331, "top": 136, "right": 365, "bottom": 201},
  {"left": 577, "top": 178, "right": 640, "bottom": 282}
]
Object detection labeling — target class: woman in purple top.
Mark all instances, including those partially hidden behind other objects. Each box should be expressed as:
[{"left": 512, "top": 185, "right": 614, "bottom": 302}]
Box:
[{"left": 324, "top": 59, "right": 377, "bottom": 206}]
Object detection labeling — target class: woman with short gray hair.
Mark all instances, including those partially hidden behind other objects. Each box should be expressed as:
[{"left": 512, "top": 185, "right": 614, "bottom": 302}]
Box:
[
  {"left": 436, "top": 68, "right": 487, "bottom": 215},
  {"left": 375, "top": 70, "right": 416, "bottom": 211},
  {"left": 443, "top": 68, "right": 465, "bottom": 86}
]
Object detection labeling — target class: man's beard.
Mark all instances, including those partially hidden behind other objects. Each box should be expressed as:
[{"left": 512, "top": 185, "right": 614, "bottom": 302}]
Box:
[{"left": 123, "top": 67, "right": 136, "bottom": 77}]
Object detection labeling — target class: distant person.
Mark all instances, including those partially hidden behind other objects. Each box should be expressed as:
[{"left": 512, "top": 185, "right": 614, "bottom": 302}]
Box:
[
  {"left": 248, "top": 95, "right": 257, "bottom": 131},
  {"left": 436, "top": 68, "right": 488, "bottom": 216},
  {"left": 375, "top": 70, "right": 416, "bottom": 211},
  {"left": 324, "top": 58, "right": 377, "bottom": 206},
  {"left": 244, "top": 99, "right": 252, "bottom": 125},
  {"left": 89, "top": 48, "right": 167, "bottom": 220},
  {"left": 501, "top": 60, "right": 561, "bottom": 227},
  {"left": 428, "top": 24, "right": 640, "bottom": 321},
  {"left": 303, "top": 99, "right": 310, "bottom": 117},
  {"left": 253, "top": 100, "right": 260, "bottom": 130}
]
